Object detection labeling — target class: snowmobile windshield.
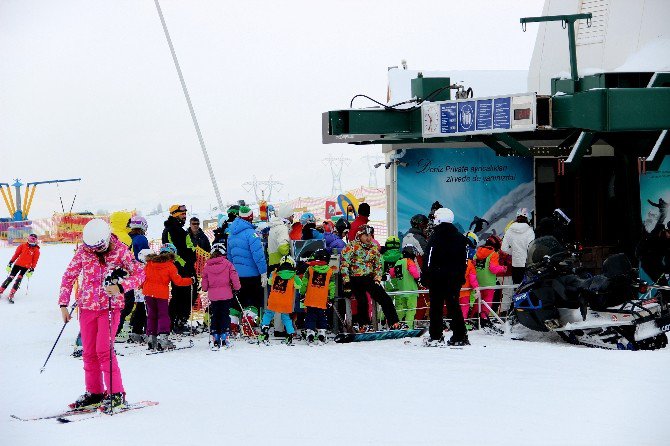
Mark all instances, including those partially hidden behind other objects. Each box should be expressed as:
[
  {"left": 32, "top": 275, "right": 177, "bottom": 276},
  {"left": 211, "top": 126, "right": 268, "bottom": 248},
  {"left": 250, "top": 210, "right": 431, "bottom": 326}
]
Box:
[{"left": 526, "top": 236, "right": 568, "bottom": 268}]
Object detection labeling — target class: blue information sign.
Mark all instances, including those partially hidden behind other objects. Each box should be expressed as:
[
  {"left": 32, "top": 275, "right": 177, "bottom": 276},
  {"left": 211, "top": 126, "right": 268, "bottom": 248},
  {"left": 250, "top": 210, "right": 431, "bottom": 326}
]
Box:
[
  {"left": 440, "top": 103, "right": 457, "bottom": 134},
  {"left": 493, "top": 97, "right": 511, "bottom": 130},
  {"left": 475, "top": 99, "right": 492, "bottom": 131},
  {"left": 457, "top": 101, "right": 476, "bottom": 133}
]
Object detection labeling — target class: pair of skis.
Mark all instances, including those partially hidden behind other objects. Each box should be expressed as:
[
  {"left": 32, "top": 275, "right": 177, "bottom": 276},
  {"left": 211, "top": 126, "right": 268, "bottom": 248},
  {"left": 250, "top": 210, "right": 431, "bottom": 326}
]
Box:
[{"left": 10, "top": 400, "right": 159, "bottom": 423}]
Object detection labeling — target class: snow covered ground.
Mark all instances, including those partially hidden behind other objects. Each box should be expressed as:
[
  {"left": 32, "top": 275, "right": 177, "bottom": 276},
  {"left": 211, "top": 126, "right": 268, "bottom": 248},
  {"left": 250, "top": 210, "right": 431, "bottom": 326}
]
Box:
[{"left": 1, "top": 244, "right": 669, "bottom": 446}]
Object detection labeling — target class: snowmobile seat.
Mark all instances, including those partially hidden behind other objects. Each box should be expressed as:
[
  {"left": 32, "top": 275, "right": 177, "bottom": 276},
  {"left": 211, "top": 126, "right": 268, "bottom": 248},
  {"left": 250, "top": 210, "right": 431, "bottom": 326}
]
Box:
[{"left": 584, "top": 254, "right": 635, "bottom": 310}]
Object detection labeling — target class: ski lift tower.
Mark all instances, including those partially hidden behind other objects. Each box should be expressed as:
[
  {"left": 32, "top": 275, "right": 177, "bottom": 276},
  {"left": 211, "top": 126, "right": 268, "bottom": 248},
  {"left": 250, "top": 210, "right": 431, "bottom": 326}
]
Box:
[{"left": 0, "top": 178, "right": 81, "bottom": 221}]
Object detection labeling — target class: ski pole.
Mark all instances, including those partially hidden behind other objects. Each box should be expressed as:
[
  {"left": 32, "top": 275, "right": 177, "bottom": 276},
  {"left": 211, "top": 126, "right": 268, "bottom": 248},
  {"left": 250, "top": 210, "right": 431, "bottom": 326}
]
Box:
[
  {"left": 234, "top": 292, "right": 257, "bottom": 342},
  {"left": 108, "top": 293, "right": 114, "bottom": 415},
  {"left": 189, "top": 282, "right": 195, "bottom": 336},
  {"left": 40, "top": 303, "right": 77, "bottom": 373}
]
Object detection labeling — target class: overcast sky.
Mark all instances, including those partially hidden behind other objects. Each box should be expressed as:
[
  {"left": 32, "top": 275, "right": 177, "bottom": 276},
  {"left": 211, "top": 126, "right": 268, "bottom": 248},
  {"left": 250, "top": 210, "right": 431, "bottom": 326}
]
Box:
[{"left": 0, "top": 0, "right": 542, "bottom": 218}]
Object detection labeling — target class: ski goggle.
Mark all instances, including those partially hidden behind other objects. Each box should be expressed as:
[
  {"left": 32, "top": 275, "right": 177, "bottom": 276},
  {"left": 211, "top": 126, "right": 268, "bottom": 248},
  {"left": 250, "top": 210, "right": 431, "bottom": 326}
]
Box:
[
  {"left": 357, "top": 225, "right": 374, "bottom": 236},
  {"left": 85, "top": 239, "right": 109, "bottom": 252},
  {"left": 171, "top": 205, "right": 187, "bottom": 216}
]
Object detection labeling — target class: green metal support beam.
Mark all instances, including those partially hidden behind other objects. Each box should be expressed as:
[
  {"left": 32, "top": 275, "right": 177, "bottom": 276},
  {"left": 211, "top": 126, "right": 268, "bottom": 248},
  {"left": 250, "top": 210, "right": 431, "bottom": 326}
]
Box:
[
  {"left": 520, "top": 13, "right": 592, "bottom": 83},
  {"left": 552, "top": 87, "right": 670, "bottom": 131},
  {"left": 565, "top": 131, "right": 598, "bottom": 169}
]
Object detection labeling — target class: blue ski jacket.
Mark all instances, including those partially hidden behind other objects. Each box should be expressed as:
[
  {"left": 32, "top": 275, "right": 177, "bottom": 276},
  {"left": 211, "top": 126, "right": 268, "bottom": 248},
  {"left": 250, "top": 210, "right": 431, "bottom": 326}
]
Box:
[
  {"left": 129, "top": 232, "right": 150, "bottom": 261},
  {"left": 228, "top": 218, "right": 268, "bottom": 278}
]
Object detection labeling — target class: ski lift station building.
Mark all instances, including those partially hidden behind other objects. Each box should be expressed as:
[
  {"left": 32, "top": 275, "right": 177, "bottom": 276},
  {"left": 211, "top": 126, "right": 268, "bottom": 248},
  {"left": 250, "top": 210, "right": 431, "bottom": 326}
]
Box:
[{"left": 322, "top": 0, "right": 670, "bottom": 266}]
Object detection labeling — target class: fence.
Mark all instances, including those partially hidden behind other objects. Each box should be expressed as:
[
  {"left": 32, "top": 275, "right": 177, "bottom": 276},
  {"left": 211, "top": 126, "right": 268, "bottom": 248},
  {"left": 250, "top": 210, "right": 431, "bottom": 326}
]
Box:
[{"left": 0, "top": 213, "right": 105, "bottom": 247}]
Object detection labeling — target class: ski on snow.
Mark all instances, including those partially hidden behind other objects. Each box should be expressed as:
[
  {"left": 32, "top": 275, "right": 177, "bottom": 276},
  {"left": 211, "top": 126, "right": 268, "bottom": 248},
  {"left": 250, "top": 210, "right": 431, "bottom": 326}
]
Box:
[
  {"left": 146, "top": 340, "right": 194, "bottom": 355},
  {"left": 334, "top": 327, "right": 428, "bottom": 343},
  {"left": 10, "top": 401, "right": 158, "bottom": 423},
  {"left": 56, "top": 400, "right": 159, "bottom": 423}
]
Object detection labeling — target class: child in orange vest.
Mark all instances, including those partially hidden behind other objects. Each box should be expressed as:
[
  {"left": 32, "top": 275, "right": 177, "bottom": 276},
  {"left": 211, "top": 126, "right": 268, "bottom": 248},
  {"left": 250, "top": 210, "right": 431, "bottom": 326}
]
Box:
[
  {"left": 259, "top": 255, "right": 302, "bottom": 345},
  {"left": 1, "top": 234, "right": 40, "bottom": 303},
  {"left": 299, "top": 249, "right": 336, "bottom": 344}
]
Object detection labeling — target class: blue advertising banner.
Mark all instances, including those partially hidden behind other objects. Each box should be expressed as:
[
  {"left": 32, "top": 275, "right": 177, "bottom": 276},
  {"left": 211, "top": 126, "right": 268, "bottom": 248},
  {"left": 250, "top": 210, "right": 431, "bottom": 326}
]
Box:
[
  {"left": 397, "top": 148, "right": 534, "bottom": 241},
  {"left": 639, "top": 155, "right": 670, "bottom": 285}
]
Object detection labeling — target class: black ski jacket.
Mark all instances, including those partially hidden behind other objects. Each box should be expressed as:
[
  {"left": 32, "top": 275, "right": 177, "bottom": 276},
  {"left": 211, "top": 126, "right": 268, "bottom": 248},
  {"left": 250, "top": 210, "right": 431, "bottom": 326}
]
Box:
[
  {"left": 162, "top": 216, "right": 196, "bottom": 276},
  {"left": 188, "top": 228, "right": 212, "bottom": 253},
  {"left": 423, "top": 222, "right": 468, "bottom": 286}
]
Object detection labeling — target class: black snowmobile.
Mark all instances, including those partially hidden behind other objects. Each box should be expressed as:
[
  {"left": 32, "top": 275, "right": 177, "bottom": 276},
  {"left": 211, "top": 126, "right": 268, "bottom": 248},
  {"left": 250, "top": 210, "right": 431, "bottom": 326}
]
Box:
[{"left": 512, "top": 236, "right": 669, "bottom": 350}]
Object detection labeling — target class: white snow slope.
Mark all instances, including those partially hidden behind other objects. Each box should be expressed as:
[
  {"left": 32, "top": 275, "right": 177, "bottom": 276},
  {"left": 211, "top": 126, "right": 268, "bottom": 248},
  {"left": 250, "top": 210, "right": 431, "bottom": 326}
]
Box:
[{"left": 1, "top": 244, "right": 669, "bottom": 446}]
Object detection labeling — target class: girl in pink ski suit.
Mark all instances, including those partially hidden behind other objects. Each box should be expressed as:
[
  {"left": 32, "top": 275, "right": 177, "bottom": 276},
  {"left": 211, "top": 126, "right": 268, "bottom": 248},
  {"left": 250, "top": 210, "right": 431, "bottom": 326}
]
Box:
[{"left": 59, "top": 233, "right": 144, "bottom": 404}]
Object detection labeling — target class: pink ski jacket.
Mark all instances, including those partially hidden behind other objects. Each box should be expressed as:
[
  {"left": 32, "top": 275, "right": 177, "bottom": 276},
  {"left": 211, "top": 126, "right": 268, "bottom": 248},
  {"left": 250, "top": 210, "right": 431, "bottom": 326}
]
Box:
[
  {"left": 59, "top": 235, "right": 145, "bottom": 311},
  {"left": 201, "top": 256, "right": 241, "bottom": 301}
]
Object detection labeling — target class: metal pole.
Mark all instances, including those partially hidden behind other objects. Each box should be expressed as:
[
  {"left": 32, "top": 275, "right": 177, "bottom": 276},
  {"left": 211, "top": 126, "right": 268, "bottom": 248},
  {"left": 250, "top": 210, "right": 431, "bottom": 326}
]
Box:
[{"left": 153, "top": 0, "right": 224, "bottom": 211}]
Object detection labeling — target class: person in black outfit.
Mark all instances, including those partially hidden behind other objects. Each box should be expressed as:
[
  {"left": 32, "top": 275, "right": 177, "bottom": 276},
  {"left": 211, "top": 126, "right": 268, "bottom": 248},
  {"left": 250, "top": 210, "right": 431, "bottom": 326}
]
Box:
[
  {"left": 213, "top": 205, "right": 240, "bottom": 247},
  {"left": 187, "top": 216, "right": 212, "bottom": 317},
  {"left": 423, "top": 207, "right": 469, "bottom": 346},
  {"left": 188, "top": 217, "right": 212, "bottom": 252},
  {"left": 162, "top": 204, "right": 196, "bottom": 333}
]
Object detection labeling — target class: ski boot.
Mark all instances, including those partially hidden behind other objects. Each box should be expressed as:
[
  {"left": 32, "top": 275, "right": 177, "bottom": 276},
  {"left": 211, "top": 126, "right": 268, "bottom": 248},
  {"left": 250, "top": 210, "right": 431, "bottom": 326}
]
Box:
[
  {"left": 157, "top": 334, "right": 175, "bottom": 351},
  {"left": 221, "top": 332, "right": 231, "bottom": 348},
  {"left": 127, "top": 333, "right": 145, "bottom": 344},
  {"left": 69, "top": 391, "right": 105, "bottom": 410},
  {"left": 258, "top": 325, "right": 270, "bottom": 345},
  {"left": 306, "top": 329, "right": 316, "bottom": 345},
  {"left": 210, "top": 333, "right": 221, "bottom": 350},
  {"left": 147, "top": 335, "right": 157, "bottom": 351},
  {"left": 423, "top": 336, "right": 445, "bottom": 347},
  {"left": 317, "top": 329, "right": 327, "bottom": 345},
  {"left": 99, "top": 393, "right": 126, "bottom": 414},
  {"left": 285, "top": 333, "right": 294, "bottom": 346},
  {"left": 0, "top": 286, "right": 5, "bottom": 296},
  {"left": 447, "top": 335, "right": 470, "bottom": 347},
  {"left": 7, "top": 289, "right": 16, "bottom": 304}
]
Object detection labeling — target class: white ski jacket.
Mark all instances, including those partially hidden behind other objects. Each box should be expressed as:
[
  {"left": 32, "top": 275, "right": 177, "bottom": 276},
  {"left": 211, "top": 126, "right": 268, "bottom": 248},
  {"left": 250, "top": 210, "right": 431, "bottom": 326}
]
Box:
[
  {"left": 268, "top": 216, "right": 291, "bottom": 266},
  {"left": 501, "top": 222, "right": 535, "bottom": 267}
]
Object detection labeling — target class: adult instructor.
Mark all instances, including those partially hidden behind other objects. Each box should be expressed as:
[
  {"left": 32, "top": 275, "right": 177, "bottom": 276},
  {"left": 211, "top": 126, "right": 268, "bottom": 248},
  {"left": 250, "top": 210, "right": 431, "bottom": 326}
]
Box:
[
  {"left": 162, "top": 204, "right": 196, "bottom": 333},
  {"left": 423, "top": 207, "right": 469, "bottom": 346}
]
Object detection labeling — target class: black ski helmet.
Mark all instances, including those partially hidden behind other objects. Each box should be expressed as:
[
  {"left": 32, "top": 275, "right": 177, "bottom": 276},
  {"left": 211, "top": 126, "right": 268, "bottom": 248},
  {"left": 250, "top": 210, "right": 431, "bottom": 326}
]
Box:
[
  {"left": 335, "top": 218, "right": 350, "bottom": 234},
  {"left": 410, "top": 214, "right": 429, "bottom": 229},
  {"left": 310, "top": 248, "right": 331, "bottom": 264},
  {"left": 402, "top": 245, "right": 417, "bottom": 259}
]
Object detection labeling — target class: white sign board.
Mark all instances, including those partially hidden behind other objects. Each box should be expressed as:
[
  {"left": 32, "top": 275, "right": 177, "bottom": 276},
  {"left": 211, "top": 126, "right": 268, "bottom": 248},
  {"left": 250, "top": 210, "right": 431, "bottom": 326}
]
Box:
[{"left": 421, "top": 93, "right": 536, "bottom": 138}]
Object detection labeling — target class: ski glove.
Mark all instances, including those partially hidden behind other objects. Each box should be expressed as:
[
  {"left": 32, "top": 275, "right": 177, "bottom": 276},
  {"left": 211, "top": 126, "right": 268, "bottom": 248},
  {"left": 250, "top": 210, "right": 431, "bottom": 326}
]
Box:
[
  {"left": 26, "top": 268, "right": 34, "bottom": 278},
  {"left": 260, "top": 273, "right": 268, "bottom": 288},
  {"left": 6, "top": 263, "right": 11, "bottom": 273}
]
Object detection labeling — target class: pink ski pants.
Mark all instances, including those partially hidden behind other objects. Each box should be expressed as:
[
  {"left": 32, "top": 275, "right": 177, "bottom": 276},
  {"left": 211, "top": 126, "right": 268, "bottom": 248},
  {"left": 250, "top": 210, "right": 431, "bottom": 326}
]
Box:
[{"left": 80, "top": 308, "right": 124, "bottom": 394}]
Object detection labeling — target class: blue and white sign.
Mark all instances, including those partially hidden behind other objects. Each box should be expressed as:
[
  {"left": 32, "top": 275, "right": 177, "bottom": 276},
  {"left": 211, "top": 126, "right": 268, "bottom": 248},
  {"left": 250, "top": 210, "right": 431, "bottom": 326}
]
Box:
[
  {"left": 476, "top": 99, "right": 492, "bottom": 131},
  {"left": 493, "top": 97, "right": 511, "bottom": 130},
  {"left": 458, "top": 101, "right": 476, "bottom": 133},
  {"left": 421, "top": 93, "right": 536, "bottom": 138},
  {"left": 440, "top": 103, "right": 457, "bottom": 134}
]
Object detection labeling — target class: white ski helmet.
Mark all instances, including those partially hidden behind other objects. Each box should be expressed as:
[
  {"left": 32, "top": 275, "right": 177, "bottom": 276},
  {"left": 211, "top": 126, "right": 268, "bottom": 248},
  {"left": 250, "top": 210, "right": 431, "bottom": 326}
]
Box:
[
  {"left": 434, "top": 207, "right": 454, "bottom": 224},
  {"left": 83, "top": 219, "right": 111, "bottom": 251},
  {"left": 129, "top": 215, "right": 148, "bottom": 232},
  {"left": 516, "top": 208, "right": 530, "bottom": 220}
]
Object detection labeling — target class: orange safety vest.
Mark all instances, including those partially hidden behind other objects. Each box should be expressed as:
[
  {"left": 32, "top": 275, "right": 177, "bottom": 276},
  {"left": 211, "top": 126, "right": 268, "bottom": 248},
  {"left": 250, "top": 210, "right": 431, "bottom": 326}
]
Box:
[
  {"left": 304, "top": 267, "right": 334, "bottom": 310},
  {"left": 267, "top": 275, "right": 296, "bottom": 314}
]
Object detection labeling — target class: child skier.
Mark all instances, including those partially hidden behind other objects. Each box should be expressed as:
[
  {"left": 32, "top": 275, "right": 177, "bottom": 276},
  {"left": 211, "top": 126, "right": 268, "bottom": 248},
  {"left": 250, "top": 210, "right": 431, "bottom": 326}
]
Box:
[
  {"left": 299, "top": 249, "right": 336, "bottom": 344},
  {"left": 142, "top": 243, "right": 194, "bottom": 351},
  {"left": 60, "top": 219, "right": 144, "bottom": 413},
  {"left": 117, "top": 216, "right": 151, "bottom": 338},
  {"left": 459, "top": 232, "right": 481, "bottom": 327},
  {"left": 389, "top": 246, "right": 421, "bottom": 328},
  {"left": 127, "top": 248, "right": 153, "bottom": 343},
  {"left": 201, "top": 242, "right": 241, "bottom": 349},
  {"left": 1, "top": 233, "right": 40, "bottom": 303},
  {"left": 473, "top": 235, "right": 508, "bottom": 324},
  {"left": 259, "top": 255, "right": 302, "bottom": 345}
]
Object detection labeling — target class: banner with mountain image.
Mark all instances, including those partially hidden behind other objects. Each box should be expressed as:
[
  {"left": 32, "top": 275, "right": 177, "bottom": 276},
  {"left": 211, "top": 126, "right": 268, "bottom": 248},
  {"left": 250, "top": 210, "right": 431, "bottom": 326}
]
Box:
[
  {"left": 638, "top": 155, "right": 670, "bottom": 285},
  {"left": 397, "top": 148, "right": 534, "bottom": 241}
]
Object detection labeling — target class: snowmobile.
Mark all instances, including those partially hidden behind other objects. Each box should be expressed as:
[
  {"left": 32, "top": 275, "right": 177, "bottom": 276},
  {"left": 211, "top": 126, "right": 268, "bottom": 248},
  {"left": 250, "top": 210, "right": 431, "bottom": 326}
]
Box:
[{"left": 512, "top": 236, "right": 669, "bottom": 350}]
